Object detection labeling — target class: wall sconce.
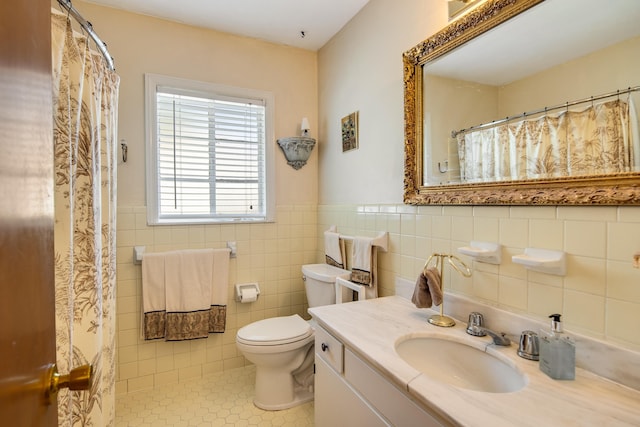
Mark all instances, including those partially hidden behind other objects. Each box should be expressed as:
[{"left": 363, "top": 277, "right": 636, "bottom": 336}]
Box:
[{"left": 277, "top": 117, "right": 316, "bottom": 170}]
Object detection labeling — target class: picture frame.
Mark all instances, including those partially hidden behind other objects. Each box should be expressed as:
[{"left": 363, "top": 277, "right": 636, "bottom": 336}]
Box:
[{"left": 341, "top": 111, "right": 359, "bottom": 152}]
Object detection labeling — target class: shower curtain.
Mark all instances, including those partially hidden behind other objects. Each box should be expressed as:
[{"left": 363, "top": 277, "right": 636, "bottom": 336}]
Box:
[
  {"left": 457, "top": 99, "right": 638, "bottom": 182},
  {"left": 51, "top": 9, "right": 120, "bottom": 426}
]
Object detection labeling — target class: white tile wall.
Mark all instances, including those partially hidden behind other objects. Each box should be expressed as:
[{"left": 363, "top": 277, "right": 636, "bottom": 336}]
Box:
[
  {"left": 116, "top": 202, "right": 640, "bottom": 395},
  {"left": 115, "top": 204, "right": 317, "bottom": 395},
  {"left": 318, "top": 203, "right": 640, "bottom": 352}
]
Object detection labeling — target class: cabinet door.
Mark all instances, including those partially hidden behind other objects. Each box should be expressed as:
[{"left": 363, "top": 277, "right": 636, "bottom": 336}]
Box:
[
  {"left": 345, "top": 349, "right": 444, "bottom": 427},
  {"left": 315, "top": 356, "right": 389, "bottom": 427}
]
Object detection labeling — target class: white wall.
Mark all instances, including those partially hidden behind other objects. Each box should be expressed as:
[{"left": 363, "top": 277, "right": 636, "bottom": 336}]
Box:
[
  {"left": 498, "top": 36, "right": 640, "bottom": 116},
  {"left": 317, "top": 0, "right": 446, "bottom": 204}
]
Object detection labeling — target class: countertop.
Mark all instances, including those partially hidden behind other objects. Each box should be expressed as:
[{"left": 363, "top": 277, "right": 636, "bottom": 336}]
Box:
[{"left": 308, "top": 296, "right": 640, "bottom": 427}]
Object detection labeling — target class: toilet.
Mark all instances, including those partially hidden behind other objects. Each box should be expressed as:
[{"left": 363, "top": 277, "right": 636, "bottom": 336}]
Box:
[{"left": 235, "top": 263, "right": 351, "bottom": 410}]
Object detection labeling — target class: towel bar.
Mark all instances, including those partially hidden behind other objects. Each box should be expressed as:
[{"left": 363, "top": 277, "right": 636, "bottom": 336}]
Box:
[
  {"left": 326, "top": 226, "right": 388, "bottom": 252},
  {"left": 134, "top": 245, "right": 234, "bottom": 264}
]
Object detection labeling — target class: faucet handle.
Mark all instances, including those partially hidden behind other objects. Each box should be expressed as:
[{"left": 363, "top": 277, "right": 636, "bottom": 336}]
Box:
[
  {"left": 466, "top": 312, "right": 487, "bottom": 336},
  {"left": 517, "top": 330, "right": 540, "bottom": 360}
]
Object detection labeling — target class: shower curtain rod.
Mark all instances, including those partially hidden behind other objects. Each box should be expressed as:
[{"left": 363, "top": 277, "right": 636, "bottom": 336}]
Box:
[
  {"left": 56, "top": 0, "right": 115, "bottom": 71},
  {"left": 451, "top": 85, "right": 640, "bottom": 138}
]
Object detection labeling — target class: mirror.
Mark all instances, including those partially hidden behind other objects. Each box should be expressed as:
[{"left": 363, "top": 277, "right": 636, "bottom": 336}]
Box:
[{"left": 404, "top": 0, "right": 640, "bottom": 205}]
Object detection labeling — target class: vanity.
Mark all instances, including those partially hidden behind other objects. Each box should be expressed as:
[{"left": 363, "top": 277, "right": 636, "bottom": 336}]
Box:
[{"left": 309, "top": 296, "right": 640, "bottom": 427}]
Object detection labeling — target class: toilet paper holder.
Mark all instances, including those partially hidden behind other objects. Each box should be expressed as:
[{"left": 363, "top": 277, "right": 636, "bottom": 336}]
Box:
[{"left": 235, "top": 283, "right": 260, "bottom": 303}]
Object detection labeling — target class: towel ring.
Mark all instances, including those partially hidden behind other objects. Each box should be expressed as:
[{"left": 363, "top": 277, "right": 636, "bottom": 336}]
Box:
[
  {"left": 421, "top": 252, "right": 472, "bottom": 328},
  {"left": 423, "top": 254, "right": 438, "bottom": 271},
  {"left": 447, "top": 255, "right": 472, "bottom": 277},
  {"left": 423, "top": 253, "right": 471, "bottom": 278}
]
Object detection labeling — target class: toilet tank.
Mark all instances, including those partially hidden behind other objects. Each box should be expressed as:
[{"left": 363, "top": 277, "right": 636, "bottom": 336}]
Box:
[{"left": 301, "top": 264, "right": 351, "bottom": 307}]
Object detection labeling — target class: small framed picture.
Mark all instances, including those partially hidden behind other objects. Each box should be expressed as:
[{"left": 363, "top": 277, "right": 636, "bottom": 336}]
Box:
[{"left": 341, "top": 111, "right": 359, "bottom": 152}]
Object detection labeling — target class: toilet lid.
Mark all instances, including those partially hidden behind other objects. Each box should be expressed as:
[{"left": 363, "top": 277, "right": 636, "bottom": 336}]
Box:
[{"left": 236, "top": 314, "right": 312, "bottom": 346}]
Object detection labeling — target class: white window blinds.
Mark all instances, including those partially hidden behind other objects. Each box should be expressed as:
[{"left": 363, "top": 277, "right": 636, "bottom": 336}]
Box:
[{"left": 146, "top": 74, "right": 274, "bottom": 224}]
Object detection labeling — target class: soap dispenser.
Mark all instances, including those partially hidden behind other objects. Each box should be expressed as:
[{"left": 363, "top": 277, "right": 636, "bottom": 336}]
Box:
[{"left": 539, "top": 314, "right": 575, "bottom": 380}]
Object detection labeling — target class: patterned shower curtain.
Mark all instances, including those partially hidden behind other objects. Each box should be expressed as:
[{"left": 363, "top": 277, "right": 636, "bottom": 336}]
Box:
[
  {"left": 457, "top": 99, "right": 638, "bottom": 182},
  {"left": 51, "top": 9, "right": 120, "bottom": 426}
]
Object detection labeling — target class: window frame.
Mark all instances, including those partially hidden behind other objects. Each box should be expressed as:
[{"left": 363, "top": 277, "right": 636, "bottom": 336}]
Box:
[{"left": 144, "top": 73, "right": 275, "bottom": 225}]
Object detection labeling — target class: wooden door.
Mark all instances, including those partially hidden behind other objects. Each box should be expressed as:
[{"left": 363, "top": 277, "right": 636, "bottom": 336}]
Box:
[{"left": 0, "top": 0, "right": 58, "bottom": 425}]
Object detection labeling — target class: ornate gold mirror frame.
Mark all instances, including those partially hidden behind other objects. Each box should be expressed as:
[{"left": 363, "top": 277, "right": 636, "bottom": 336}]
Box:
[{"left": 403, "top": 0, "right": 640, "bottom": 205}]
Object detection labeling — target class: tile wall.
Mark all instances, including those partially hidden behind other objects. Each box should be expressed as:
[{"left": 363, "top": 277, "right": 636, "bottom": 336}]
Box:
[
  {"left": 115, "top": 204, "right": 318, "bottom": 394},
  {"left": 115, "top": 202, "right": 640, "bottom": 394},
  {"left": 317, "top": 204, "right": 640, "bottom": 351}
]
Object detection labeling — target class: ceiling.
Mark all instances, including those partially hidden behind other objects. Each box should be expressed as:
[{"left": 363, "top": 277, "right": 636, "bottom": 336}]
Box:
[{"left": 85, "top": 0, "right": 370, "bottom": 51}]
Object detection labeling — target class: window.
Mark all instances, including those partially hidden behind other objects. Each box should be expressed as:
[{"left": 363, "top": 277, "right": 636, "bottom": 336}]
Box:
[{"left": 145, "top": 74, "right": 274, "bottom": 224}]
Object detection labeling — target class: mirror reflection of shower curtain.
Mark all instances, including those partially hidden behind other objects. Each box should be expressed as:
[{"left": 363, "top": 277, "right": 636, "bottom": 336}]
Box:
[
  {"left": 51, "top": 9, "right": 120, "bottom": 427},
  {"left": 457, "top": 99, "right": 638, "bottom": 182}
]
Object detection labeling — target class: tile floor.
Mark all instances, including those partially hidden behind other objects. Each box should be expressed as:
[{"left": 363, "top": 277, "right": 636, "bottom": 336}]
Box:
[{"left": 115, "top": 366, "right": 314, "bottom": 426}]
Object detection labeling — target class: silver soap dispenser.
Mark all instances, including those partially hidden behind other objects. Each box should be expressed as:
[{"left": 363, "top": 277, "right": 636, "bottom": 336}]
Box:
[{"left": 539, "top": 314, "right": 575, "bottom": 380}]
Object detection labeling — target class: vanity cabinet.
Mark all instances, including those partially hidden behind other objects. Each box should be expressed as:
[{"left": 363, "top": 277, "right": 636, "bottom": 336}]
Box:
[{"left": 314, "top": 325, "right": 443, "bottom": 427}]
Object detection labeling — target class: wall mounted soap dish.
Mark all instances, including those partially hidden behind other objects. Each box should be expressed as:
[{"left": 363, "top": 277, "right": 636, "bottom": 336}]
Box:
[
  {"left": 457, "top": 241, "right": 501, "bottom": 264},
  {"left": 512, "top": 248, "right": 566, "bottom": 276}
]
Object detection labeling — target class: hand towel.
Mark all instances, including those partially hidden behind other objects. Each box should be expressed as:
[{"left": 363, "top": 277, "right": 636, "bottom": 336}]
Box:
[
  {"left": 209, "top": 248, "right": 231, "bottom": 333},
  {"left": 411, "top": 267, "right": 443, "bottom": 308},
  {"left": 141, "top": 252, "right": 167, "bottom": 340},
  {"left": 164, "top": 249, "right": 214, "bottom": 340},
  {"left": 351, "top": 237, "right": 378, "bottom": 299},
  {"left": 142, "top": 252, "right": 166, "bottom": 313},
  {"left": 324, "top": 230, "right": 345, "bottom": 268}
]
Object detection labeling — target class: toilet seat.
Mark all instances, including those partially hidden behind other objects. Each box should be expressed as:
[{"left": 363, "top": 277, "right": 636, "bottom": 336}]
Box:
[{"left": 237, "top": 314, "right": 313, "bottom": 346}]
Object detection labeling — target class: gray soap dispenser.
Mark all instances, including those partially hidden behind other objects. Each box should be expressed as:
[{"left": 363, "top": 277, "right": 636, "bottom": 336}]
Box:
[{"left": 539, "top": 314, "right": 575, "bottom": 380}]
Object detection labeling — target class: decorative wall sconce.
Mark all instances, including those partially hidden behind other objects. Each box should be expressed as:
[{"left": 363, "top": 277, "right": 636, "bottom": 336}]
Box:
[{"left": 277, "top": 117, "right": 316, "bottom": 170}]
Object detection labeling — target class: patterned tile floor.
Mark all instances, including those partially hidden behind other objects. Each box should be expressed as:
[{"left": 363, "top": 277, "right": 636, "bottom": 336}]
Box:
[{"left": 115, "top": 366, "right": 314, "bottom": 426}]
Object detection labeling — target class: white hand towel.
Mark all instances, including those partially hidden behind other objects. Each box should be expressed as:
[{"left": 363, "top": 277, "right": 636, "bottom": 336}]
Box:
[
  {"left": 209, "top": 248, "right": 231, "bottom": 333},
  {"left": 141, "top": 252, "right": 167, "bottom": 340},
  {"left": 163, "top": 249, "right": 214, "bottom": 340},
  {"left": 142, "top": 252, "right": 166, "bottom": 314},
  {"left": 211, "top": 248, "right": 231, "bottom": 306},
  {"left": 351, "top": 237, "right": 375, "bottom": 289},
  {"left": 164, "top": 249, "right": 214, "bottom": 313},
  {"left": 324, "top": 230, "right": 345, "bottom": 268},
  {"left": 352, "top": 236, "right": 372, "bottom": 272}
]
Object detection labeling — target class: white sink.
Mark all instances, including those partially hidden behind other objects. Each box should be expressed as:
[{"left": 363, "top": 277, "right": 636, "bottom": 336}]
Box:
[{"left": 395, "top": 336, "right": 526, "bottom": 393}]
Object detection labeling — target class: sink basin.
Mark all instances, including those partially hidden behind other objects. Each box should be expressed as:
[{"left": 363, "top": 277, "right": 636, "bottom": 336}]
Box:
[{"left": 395, "top": 337, "right": 526, "bottom": 393}]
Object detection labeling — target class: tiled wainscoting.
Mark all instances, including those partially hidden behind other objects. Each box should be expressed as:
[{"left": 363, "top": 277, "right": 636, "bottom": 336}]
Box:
[
  {"left": 317, "top": 203, "right": 640, "bottom": 351},
  {"left": 115, "top": 205, "right": 319, "bottom": 394},
  {"left": 115, "top": 203, "right": 640, "bottom": 397}
]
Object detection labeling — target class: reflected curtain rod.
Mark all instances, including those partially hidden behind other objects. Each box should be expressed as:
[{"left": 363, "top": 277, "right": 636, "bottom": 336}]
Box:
[
  {"left": 56, "top": 0, "right": 115, "bottom": 71},
  {"left": 451, "top": 85, "right": 640, "bottom": 138}
]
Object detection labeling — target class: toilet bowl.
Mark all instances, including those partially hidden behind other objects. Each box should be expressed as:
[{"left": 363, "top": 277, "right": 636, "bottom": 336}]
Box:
[
  {"left": 236, "top": 314, "right": 315, "bottom": 410},
  {"left": 235, "top": 263, "right": 351, "bottom": 410}
]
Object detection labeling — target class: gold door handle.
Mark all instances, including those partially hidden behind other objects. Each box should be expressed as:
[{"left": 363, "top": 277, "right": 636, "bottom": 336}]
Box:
[{"left": 45, "top": 363, "right": 93, "bottom": 403}]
